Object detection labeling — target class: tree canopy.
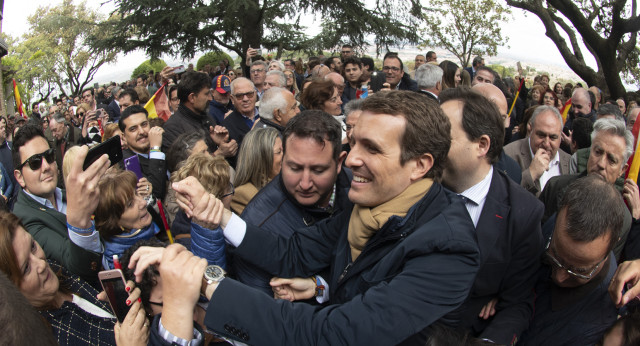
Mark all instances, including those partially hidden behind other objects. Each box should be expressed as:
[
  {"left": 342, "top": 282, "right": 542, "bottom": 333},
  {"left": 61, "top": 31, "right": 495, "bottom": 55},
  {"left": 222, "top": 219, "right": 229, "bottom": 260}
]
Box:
[
  {"left": 92, "top": 0, "right": 423, "bottom": 68},
  {"left": 421, "top": 0, "right": 511, "bottom": 68},
  {"left": 506, "top": 0, "right": 640, "bottom": 98},
  {"left": 6, "top": 0, "right": 118, "bottom": 101},
  {"left": 131, "top": 59, "right": 167, "bottom": 80}
]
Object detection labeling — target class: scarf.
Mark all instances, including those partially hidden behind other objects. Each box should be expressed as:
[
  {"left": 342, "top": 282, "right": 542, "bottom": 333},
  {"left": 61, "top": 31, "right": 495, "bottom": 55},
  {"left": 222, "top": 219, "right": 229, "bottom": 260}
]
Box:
[{"left": 347, "top": 178, "right": 433, "bottom": 261}]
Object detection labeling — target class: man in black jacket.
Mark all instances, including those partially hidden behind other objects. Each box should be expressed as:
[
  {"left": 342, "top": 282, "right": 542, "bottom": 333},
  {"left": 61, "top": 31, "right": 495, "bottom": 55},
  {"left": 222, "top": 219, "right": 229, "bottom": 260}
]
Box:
[
  {"left": 236, "top": 110, "right": 350, "bottom": 295},
  {"left": 153, "top": 90, "right": 480, "bottom": 345},
  {"left": 163, "top": 71, "right": 237, "bottom": 158}
]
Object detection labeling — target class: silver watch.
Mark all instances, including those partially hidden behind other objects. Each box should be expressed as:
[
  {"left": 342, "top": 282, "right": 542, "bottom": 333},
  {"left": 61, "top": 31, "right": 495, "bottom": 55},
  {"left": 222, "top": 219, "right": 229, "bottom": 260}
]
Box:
[{"left": 204, "top": 265, "right": 226, "bottom": 285}]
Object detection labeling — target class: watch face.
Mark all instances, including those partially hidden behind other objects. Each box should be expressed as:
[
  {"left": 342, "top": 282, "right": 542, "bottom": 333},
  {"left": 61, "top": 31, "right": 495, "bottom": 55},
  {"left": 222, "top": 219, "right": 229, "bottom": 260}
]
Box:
[{"left": 205, "top": 265, "right": 225, "bottom": 281}]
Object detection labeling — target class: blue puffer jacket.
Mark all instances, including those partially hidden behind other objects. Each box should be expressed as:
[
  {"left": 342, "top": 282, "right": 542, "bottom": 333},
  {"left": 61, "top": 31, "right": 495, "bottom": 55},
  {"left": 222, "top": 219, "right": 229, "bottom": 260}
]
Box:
[
  {"left": 190, "top": 222, "right": 227, "bottom": 269},
  {"left": 232, "top": 168, "right": 352, "bottom": 295},
  {"left": 103, "top": 223, "right": 160, "bottom": 269}
]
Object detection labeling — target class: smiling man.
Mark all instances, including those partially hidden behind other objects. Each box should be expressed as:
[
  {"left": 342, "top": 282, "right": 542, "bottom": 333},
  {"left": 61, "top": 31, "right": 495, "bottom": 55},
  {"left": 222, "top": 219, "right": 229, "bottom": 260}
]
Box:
[
  {"left": 166, "top": 90, "right": 481, "bottom": 344},
  {"left": 119, "top": 105, "right": 167, "bottom": 200},
  {"left": 12, "top": 124, "right": 103, "bottom": 286},
  {"left": 371, "top": 53, "right": 418, "bottom": 92}
]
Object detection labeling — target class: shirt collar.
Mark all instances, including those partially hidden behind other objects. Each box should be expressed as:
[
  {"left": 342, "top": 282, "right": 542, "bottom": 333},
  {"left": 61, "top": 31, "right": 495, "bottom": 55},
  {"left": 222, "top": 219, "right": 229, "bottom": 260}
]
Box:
[
  {"left": 528, "top": 138, "right": 560, "bottom": 165},
  {"left": 459, "top": 166, "right": 493, "bottom": 206},
  {"left": 24, "top": 187, "right": 66, "bottom": 213}
]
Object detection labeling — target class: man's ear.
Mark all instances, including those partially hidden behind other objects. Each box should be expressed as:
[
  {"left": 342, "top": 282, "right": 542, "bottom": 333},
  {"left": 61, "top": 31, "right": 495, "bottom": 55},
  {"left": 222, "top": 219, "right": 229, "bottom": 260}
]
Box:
[
  {"left": 273, "top": 109, "right": 283, "bottom": 124},
  {"left": 477, "top": 134, "right": 490, "bottom": 158},
  {"left": 410, "top": 153, "right": 434, "bottom": 181},
  {"left": 14, "top": 169, "right": 25, "bottom": 189},
  {"left": 620, "top": 163, "right": 629, "bottom": 178}
]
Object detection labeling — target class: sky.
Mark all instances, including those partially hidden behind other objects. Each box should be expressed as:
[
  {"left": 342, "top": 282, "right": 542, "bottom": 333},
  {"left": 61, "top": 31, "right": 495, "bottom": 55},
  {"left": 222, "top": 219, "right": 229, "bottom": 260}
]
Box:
[{"left": 2, "top": 0, "right": 606, "bottom": 89}]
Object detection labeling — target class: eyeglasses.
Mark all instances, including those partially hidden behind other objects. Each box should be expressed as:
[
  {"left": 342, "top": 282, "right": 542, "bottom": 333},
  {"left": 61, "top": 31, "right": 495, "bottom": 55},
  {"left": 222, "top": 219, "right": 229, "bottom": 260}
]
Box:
[
  {"left": 382, "top": 66, "right": 401, "bottom": 72},
  {"left": 544, "top": 233, "right": 607, "bottom": 280},
  {"left": 77, "top": 112, "right": 85, "bottom": 117},
  {"left": 341, "top": 50, "right": 352, "bottom": 54},
  {"left": 250, "top": 69, "right": 265, "bottom": 74},
  {"left": 170, "top": 97, "right": 179, "bottom": 102},
  {"left": 17, "top": 148, "right": 55, "bottom": 171},
  {"left": 233, "top": 91, "right": 255, "bottom": 99},
  {"left": 221, "top": 182, "right": 235, "bottom": 198}
]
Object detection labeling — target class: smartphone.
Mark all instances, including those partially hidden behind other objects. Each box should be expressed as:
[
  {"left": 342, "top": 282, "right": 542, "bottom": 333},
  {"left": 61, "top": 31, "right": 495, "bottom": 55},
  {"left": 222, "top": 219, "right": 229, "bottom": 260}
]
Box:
[
  {"left": 124, "top": 155, "right": 144, "bottom": 180},
  {"left": 94, "top": 82, "right": 100, "bottom": 89},
  {"left": 255, "top": 48, "right": 263, "bottom": 56},
  {"left": 98, "top": 269, "right": 131, "bottom": 323},
  {"left": 173, "top": 65, "right": 186, "bottom": 74},
  {"left": 83, "top": 135, "right": 123, "bottom": 170}
]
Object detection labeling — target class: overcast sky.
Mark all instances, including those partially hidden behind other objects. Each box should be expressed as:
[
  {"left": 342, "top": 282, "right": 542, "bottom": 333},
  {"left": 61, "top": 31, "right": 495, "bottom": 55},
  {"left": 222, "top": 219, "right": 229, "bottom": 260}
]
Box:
[{"left": 4, "top": 0, "right": 601, "bottom": 84}]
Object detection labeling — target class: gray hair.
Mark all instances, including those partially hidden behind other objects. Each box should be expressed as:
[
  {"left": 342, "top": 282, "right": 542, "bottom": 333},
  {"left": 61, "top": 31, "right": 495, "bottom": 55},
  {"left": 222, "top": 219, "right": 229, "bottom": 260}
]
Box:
[
  {"left": 269, "top": 60, "right": 285, "bottom": 71},
  {"left": 230, "top": 77, "right": 255, "bottom": 95},
  {"left": 258, "top": 87, "right": 289, "bottom": 120},
  {"left": 251, "top": 60, "right": 268, "bottom": 70},
  {"left": 591, "top": 118, "right": 634, "bottom": 162},
  {"left": 415, "top": 64, "right": 443, "bottom": 90},
  {"left": 50, "top": 112, "right": 66, "bottom": 124},
  {"left": 111, "top": 86, "right": 121, "bottom": 98},
  {"left": 266, "top": 70, "right": 286, "bottom": 88},
  {"left": 529, "top": 105, "right": 563, "bottom": 130},
  {"left": 344, "top": 98, "right": 365, "bottom": 118},
  {"left": 597, "top": 103, "right": 624, "bottom": 123},
  {"left": 572, "top": 87, "right": 590, "bottom": 102}
]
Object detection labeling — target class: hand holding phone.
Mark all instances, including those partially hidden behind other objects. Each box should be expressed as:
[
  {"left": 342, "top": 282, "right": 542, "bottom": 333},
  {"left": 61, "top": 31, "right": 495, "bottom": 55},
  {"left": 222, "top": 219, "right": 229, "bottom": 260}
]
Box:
[
  {"left": 83, "top": 135, "right": 123, "bottom": 170},
  {"left": 99, "top": 269, "right": 132, "bottom": 323}
]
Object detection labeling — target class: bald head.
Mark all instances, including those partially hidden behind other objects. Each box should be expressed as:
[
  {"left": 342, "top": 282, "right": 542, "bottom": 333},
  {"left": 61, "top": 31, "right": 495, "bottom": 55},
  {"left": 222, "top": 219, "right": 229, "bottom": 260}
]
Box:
[
  {"left": 325, "top": 72, "right": 344, "bottom": 85},
  {"left": 472, "top": 83, "right": 509, "bottom": 127},
  {"left": 312, "top": 65, "right": 331, "bottom": 79}
]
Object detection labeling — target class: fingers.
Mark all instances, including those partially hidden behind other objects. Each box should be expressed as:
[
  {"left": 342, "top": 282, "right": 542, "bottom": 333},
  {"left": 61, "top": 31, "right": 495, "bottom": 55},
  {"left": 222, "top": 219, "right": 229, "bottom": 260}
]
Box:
[
  {"left": 130, "top": 247, "right": 165, "bottom": 282},
  {"left": 609, "top": 260, "right": 640, "bottom": 308},
  {"left": 270, "top": 277, "right": 294, "bottom": 287}
]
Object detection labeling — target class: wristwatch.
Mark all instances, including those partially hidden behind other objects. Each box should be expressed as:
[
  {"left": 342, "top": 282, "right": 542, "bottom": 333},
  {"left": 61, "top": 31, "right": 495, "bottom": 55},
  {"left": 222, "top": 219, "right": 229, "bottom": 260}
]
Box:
[{"left": 204, "top": 265, "right": 226, "bottom": 285}]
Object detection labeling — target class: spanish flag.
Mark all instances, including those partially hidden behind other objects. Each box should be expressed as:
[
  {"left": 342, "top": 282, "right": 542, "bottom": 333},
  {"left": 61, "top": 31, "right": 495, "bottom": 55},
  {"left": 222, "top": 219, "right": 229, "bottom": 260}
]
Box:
[
  {"left": 144, "top": 82, "right": 171, "bottom": 122},
  {"left": 12, "top": 79, "right": 26, "bottom": 119},
  {"left": 560, "top": 98, "right": 572, "bottom": 124},
  {"left": 626, "top": 112, "right": 640, "bottom": 182}
]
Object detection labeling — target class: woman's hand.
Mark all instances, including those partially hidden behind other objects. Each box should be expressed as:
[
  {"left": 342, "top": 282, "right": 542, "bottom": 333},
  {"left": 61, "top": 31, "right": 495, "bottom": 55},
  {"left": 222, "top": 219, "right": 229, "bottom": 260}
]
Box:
[
  {"left": 136, "top": 177, "right": 152, "bottom": 198},
  {"left": 114, "top": 284, "right": 149, "bottom": 346}
]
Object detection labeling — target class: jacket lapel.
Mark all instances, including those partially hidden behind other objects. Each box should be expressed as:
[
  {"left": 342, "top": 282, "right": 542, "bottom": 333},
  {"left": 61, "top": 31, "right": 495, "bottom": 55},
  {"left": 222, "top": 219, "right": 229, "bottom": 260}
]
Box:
[{"left": 475, "top": 171, "right": 510, "bottom": 263}]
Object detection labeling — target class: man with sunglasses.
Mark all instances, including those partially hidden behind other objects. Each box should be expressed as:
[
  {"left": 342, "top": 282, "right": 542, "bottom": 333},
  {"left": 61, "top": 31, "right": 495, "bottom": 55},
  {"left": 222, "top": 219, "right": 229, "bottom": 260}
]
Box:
[
  {"left": 12, "top": 124, "right": 104, "bottom": 287},
  {"left": 519, "top": 175, "right": 623, "bottom": 345},
  {"left": 162, "top": 71, "right": 238, "bottom": 159}
]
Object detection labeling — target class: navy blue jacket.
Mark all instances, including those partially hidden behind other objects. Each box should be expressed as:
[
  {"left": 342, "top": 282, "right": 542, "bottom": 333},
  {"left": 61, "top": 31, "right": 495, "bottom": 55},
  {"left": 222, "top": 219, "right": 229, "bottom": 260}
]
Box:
[
  {"left": 208, "top": 99, "right": 233, "bottom": 125},
  {"left": 204, "top": 181, "right": 480, "bottom": 345},
  {"left": 233, "top": 169, "right": 352, "bottom": 295}
]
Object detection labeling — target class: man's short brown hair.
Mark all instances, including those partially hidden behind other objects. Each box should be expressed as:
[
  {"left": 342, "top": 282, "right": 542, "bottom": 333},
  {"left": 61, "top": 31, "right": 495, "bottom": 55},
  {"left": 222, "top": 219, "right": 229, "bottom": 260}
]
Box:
[{"left": 361, "top": 91, "right": 451, "bottom": 180}]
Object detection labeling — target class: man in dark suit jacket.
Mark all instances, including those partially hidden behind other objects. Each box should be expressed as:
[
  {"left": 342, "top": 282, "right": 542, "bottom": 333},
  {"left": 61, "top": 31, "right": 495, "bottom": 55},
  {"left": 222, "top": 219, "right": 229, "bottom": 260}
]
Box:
[
  {"left": 440, "top": 88, "right": 544, "bottom": 344},
  {"left": 415, "top": 63, "right": 442, "bottom": 101},
  {"left": 223, "top": 77, "right": 259, "bottom": 166},
  {"left": 118, "top": 105, "right": 167, "bottom": 200},
  {"left": 106, "top": 86, "right": 122, "bottom": 122},
  {"left": 465, "top": 56, "right": 485, "bottom": 80},
  {"left": 504, "top": 105, "right": 570, "bottom": 196},
  {"left": 11, "top": 124, "right": 103, "bottom": 286},
  {"left": 370, "top": 53, "right": 418, "bottom": 92},
  {"left": 149, "top": 90, "right": 481, "bottom": 345}
]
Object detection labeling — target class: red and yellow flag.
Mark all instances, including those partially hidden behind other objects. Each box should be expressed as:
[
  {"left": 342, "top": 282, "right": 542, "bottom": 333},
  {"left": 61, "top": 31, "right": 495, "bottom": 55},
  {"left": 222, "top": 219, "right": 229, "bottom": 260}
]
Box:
[
  {"left": 560, "top": 99, "right": 572, "bottom": 125},
  {"left": 144, "top": 83, "right": 171, "bottom": 122},
  {"left": 626, "top": 112, "right": 640, "bottom": 182},
  {"left": 12, "top": 79, "right": 27, "bottom": 119}
]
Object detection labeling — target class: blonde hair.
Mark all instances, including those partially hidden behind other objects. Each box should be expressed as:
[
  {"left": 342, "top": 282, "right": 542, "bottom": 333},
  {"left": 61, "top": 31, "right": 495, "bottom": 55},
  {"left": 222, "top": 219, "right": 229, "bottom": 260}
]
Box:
[
  {"left": 62, "top": 146, "right": 83, "bottom": 182},
  {"left": 234, "top": 128, "right": 279, "bottom": 190},
  {"left": 171, "top": 153, "right": 230, "bottom": 198},
  {"left": 102, "top": 123, "right": 121, "bottom": 142}
]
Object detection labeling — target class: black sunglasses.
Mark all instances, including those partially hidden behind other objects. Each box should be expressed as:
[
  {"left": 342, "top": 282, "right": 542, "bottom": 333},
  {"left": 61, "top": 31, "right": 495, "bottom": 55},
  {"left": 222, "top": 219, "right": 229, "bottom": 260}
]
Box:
[{"left": 17, "top": 148, "right": 55, "bottom": 171}]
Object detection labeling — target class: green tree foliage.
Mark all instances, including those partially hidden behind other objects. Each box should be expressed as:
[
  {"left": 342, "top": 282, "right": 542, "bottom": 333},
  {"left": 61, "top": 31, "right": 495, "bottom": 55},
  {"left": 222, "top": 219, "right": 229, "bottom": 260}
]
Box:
[
  {"left": 506, "top": 0, "right": 640, "bottom": 98},
  {"left": 15, "top": 0, "right": 119, "bottom": 97},
  {"left": 92, "top": 0, "right": 423, "bottom": 68},
  {"left": 131, "top": 59, "right": 167, "bottom": 80},
  {"left": 421, "top": 0, "right": 511, "bottom": 68},
  {"left": 196, "top": 52, "right": 233, "bottom": 71}
]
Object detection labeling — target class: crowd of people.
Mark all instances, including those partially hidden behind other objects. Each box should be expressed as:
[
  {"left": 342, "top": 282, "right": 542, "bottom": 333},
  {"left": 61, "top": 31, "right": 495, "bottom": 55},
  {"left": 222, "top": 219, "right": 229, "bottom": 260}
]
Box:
[{"left": 2, "top": 44, "right": 640, "bottom": 346}]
